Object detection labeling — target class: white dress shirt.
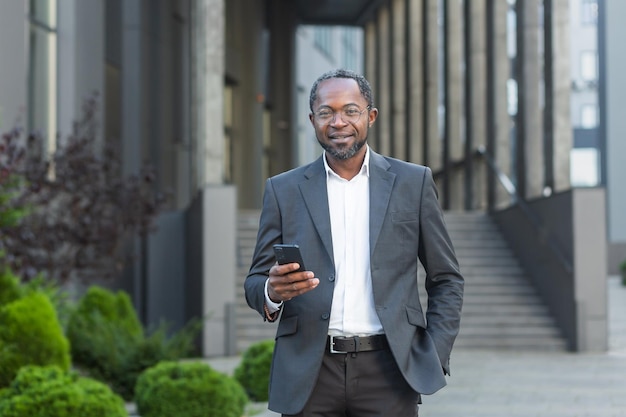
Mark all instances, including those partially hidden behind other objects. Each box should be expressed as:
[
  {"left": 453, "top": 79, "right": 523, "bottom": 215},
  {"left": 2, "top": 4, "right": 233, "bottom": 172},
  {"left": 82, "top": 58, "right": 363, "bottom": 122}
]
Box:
[
  {"left": 265, "top": 146, "right": 384, "bottom": 336},
  {"left": 324, "top": 146, "right": 383, "bottom": 336}
]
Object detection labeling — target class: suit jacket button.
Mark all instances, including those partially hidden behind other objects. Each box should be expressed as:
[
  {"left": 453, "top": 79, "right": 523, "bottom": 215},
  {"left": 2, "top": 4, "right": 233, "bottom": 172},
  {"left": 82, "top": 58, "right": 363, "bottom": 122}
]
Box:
[
  {"left": 328, "top": 275, "right": 335, "bottom": 282},
  {"left": 321, "top": 313, "right": 330, "bottom": 320}
]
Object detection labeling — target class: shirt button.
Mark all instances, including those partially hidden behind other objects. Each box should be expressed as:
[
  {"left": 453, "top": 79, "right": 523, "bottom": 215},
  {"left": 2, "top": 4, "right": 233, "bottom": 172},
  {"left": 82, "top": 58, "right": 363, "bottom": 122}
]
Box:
[
  {"left": 321, "top": 313, "right": 330, "bottom": 320},
  {"left": 328, "top": 275, "right": 335, "bottom": 282}
]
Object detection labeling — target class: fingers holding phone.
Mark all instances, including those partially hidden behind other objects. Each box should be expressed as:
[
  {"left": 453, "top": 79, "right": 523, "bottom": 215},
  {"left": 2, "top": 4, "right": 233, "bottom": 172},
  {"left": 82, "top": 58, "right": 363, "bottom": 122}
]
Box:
[{"left": 269, "top": 244, "right": 319, "bottom": 302}]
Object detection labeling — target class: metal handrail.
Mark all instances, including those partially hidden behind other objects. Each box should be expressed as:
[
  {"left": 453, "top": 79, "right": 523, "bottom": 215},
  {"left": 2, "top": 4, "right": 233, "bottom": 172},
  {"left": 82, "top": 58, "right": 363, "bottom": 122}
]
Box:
[{"left": 475, "top": 146, "right": 573, "bottom": 274}]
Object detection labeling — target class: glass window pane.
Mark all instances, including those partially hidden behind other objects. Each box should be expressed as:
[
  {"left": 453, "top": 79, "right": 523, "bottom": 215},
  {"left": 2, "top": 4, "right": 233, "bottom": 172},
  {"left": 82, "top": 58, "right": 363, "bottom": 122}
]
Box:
[
  {"left": 581, "top": 0, "right": 598, "bottom": 25},
  {"left": 581, "top": 51, "right": 597, "bottom": 81},
  {"left": 570, "top": 148, "right": 599, "bottom": 187},
  {"left": 581, "top": 105, "right": 598, "bottom": 128}
]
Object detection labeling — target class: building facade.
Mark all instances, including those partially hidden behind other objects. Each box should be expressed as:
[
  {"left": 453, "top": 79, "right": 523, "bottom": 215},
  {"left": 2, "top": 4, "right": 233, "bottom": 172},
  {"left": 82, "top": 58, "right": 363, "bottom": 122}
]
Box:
[{"left": 1, "top": 0, "right": 622, "bottom": 354}]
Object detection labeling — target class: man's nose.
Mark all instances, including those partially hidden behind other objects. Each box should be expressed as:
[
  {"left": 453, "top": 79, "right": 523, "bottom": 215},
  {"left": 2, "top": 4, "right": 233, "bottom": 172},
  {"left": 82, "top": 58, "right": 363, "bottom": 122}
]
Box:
[{"left": 329, "top": 111, "right": 348, "bottom": 126}]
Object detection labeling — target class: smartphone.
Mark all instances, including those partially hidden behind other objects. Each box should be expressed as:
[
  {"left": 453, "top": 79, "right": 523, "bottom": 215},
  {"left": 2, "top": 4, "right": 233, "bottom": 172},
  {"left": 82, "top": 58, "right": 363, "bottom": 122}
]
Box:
[{"left": 273, "top": 244, "right": 306, "bottom": 272}]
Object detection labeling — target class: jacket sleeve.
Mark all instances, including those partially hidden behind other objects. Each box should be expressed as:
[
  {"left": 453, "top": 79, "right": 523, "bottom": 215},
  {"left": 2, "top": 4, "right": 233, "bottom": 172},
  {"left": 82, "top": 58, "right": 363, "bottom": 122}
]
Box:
[
  {"left": 244, "top": 178, "right": 283, "bottom": 321},
  {"left": 418, "top": 168, "right": 464, "bottom": 375}
]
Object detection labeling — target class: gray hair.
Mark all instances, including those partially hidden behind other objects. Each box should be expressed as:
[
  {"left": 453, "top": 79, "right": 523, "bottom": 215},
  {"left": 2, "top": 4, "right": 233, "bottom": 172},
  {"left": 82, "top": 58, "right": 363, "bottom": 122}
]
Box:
[{"left": 309, "top": 69, "right": 374, "bottom": 111}]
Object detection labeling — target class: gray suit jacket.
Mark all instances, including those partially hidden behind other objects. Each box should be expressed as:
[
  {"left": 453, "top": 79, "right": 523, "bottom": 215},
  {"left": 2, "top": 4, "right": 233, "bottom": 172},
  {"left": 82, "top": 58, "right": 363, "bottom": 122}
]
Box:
[{"left": 245, "top": 150, "right": 464, "bottom": 415}]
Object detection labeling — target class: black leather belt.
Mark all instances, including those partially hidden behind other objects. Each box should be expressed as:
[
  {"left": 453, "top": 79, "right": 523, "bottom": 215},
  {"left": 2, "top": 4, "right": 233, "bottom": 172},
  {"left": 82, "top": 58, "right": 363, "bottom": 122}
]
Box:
[{"left": 327, "top": 334, "right": 388, "bottom": 353}]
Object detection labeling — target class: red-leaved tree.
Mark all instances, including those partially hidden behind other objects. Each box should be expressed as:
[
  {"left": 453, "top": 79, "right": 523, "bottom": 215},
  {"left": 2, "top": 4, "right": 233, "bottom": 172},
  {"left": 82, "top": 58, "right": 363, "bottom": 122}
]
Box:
[{"left": 0, "top": 95, "right": 166, "bottom": 283}]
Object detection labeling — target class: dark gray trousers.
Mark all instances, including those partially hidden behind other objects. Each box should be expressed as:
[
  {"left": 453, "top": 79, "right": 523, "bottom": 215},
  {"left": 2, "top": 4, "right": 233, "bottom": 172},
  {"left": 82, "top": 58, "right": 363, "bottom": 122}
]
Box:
[{"left": 283, "top": 346, "right": 420, "bottom": 417}]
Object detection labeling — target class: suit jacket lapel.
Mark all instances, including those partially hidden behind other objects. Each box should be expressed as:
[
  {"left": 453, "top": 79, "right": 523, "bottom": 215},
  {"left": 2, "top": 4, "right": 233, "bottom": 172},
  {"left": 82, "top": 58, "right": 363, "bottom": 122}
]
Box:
[
  {"left": 369, "top": 151, "right": 395, "bottom": 256},
  {"left": 299, "top": 157, "right": 334, "bottom": 262},
  {"left": 298, "top": 151, "right": 395, "bottom": 262}
]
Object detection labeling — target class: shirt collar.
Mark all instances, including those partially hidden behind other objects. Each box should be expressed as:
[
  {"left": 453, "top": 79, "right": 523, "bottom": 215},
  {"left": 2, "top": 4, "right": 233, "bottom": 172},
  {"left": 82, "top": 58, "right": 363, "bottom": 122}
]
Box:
[{"left": 323, "top": 145, "right": 370, "bottom": 179}]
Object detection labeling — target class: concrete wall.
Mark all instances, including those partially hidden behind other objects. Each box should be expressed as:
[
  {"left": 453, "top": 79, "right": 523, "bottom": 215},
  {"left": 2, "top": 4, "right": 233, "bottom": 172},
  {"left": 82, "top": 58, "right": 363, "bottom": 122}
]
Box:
[
  {"left": 186, "top": 186, "right": 238, "bottom": 357},
  {"left": 493, "top": 188, "right": 608, "bottom": 352},
  {"left": 146, "top": 211, "right": 187, "bottom": 332}
]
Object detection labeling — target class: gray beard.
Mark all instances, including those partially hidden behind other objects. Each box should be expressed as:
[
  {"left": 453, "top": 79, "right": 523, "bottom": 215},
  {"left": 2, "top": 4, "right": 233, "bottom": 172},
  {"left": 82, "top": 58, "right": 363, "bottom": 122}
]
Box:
[{"left": 318, "top": 137, "right": 366, "bottom": 161}]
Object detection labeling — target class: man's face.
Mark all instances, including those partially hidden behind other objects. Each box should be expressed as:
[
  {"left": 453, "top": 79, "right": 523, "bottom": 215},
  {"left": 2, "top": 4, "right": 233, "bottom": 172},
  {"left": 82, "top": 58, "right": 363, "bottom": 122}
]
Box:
[{"left": 309, "top": 78, "right": 378, "bottom": 161}]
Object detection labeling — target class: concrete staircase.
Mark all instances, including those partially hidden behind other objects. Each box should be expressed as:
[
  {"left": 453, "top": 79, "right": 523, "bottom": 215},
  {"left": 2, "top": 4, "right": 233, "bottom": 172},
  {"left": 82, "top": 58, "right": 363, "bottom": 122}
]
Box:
[
  {"left": 235, "top": 210, "right": 277, "bottom": 353},
  {"left": 443, "top": 211, "right": 567, "bottom": 351},
  {"left": 235, "top": 210, "right": 567, "bottom": 354}
]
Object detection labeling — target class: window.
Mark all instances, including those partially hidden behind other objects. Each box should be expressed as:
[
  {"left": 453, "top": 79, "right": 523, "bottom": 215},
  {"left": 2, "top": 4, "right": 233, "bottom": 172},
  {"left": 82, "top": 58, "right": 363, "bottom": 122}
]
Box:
[
  {"left": 28, "top": 0, "right": 57, "bottom": 154},
  {"left": 313, "top": 27, "right": 333, "bottom": 58},
  {"left": 580, "top": 51, "right": 597, "bottom": 81},
  {"left": 580, "top": 105, "right": 598, "bottom": 128},
  {"left": 581, "top": 0, "right": 598, "bottom": 25},
  {"left": 570, "top": 148, "right": 599, "bottom": 187},
  {"left": 341, "top": 28, "right": 359, "bottom": 71}
]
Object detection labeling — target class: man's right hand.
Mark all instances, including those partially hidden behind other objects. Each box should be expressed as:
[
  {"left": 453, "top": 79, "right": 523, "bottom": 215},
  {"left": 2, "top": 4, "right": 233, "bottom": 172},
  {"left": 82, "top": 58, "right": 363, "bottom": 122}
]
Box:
[{"left": 268, "top": 262, "right": 320, "bottom": 302}]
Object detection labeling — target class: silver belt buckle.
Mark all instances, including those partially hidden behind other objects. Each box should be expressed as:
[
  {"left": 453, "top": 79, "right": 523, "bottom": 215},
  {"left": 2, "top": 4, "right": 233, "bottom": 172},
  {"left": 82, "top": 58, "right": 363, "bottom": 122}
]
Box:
[{"left": 329, "top": 335, "right": 348, "bottom": 354}]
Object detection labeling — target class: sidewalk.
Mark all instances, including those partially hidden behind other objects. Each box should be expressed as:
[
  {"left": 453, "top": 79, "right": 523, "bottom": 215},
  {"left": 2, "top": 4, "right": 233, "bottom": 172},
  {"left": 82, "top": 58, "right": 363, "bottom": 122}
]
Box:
[{"left": 210, "top": 276, "right": 626, "bottom": 417}]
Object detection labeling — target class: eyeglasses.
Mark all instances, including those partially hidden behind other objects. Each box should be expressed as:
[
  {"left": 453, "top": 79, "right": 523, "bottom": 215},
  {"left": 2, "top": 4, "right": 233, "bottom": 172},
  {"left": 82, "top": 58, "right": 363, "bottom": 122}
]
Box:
[{"left": 313, "top": 105, "right": 371, "bottom": 125}]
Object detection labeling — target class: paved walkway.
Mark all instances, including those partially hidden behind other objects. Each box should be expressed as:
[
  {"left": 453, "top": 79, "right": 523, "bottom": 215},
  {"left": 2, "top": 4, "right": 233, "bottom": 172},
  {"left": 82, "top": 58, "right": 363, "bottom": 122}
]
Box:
[{"left": 210, "top": 276, "right": 626, "bottom": 417}]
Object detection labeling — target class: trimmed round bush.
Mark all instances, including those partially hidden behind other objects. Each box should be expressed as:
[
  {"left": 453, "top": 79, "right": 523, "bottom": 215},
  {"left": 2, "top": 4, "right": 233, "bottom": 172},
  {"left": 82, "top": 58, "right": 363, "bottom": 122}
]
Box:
[
  {"left": 66, "top": 285, "right": 143, "bottom": 398},
  {"left": 67, "top": 285, "right": 143, "bottom": 347},
  {"left": 135, "top": 361, "right": 248, "bottom": 417},
  {"left": 66, "top": 285, "right": 201, "bottom": 400},
  {"left": 0, "top": 365, "right": 126, "bottom": 417},
  {"left": 0, "top": 292, "right": 70, "bottom": 387},
  {"left": 234, "top": 339, "right": 274, "bottom": 402}
]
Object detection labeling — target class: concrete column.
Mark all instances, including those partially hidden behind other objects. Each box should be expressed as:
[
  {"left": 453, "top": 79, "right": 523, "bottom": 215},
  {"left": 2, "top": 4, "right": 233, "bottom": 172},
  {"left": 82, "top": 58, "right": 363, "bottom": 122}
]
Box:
[
  {"left": 551, "top": 0, "right": 572, "bottom": 193},
  {"left": 0, "top": 2, "right": 27, "bottom": 131},
  {"left": 376, "top": 7, "right": 391, "bottom": 156},
  {"left": 443, "top": 0, "right": 464, "bottom": 210},
  {"left": 516, "top": 0, "right": 544, "bottom": 199},
  {"left": 424, "top": 0, "right": 440, "bottom": 171},
  {"left": 191, "top": 0, "right": 224, "bottom": 187},
  {"left": 365, "top": 20, "right": 378, "bottom": 150},
  {"left": 227, "top": 0, "right": 265, "bottom": 209},
  {"left": 486, "top": 0, "right": 512, "bottom": 209},
  {"left": 407, "top": 0, "right": 424, "bottom": 164},
  {"left": 57, "top": 0, "right": 105, "bottom": 144},
  {"left": 601, "top": 0, "right": 626, "bottom": 272},
  {"left": 202, "top": 186, "right": 237, "bottom": 356},
  {"left": 391, "top": 0, "right": 406, "bottom": 160},
  {"left": 121, "top": 0, "right": 143, "bottom": 177},
  {"left": 268, "top": 0, "right": 296, "bottom": 176},
  {"left": 465, "top": 0, "right": 487, "bottom": 210},
  {"left": 573, "top": 188, "right": 607, "bottom": 352}
]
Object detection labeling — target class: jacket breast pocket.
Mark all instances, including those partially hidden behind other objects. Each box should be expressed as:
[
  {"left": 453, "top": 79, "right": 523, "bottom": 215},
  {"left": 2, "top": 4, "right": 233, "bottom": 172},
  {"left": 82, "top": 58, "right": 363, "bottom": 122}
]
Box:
[
  {"left": 391, "top": 211, "right": 420, "bottom": 258},
  {"left": 391, "top": 210, "right": 419, "bottom": 223}
]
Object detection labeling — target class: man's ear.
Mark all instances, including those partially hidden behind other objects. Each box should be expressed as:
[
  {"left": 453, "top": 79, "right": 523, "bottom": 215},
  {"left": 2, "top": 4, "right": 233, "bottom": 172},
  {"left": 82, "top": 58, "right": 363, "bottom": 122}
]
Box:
[{"left": 368, "top": 107, "right": 379, "bottom": 126}]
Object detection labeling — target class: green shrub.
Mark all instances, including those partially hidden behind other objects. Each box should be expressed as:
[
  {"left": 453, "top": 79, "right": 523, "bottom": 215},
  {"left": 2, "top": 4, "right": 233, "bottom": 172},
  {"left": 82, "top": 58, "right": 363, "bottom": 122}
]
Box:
[
  {"left": 234, "top": 339, "right": 274, "bottom": 402},
  {"left": 67, "top": 285, "right": 202, "bottom": 400},
  {"left": 0, "top": 268, "right": 22, "bottom": 306},
  {"left": 0, "top": 365, "right": 126, "bottom": 417},
  {"left": 135, "top": 361, "right": 248, "bottom": 417},
  {"left": 67, "top": 287, "right": 140, "bottom": 363},
  {"left": 0, "top": 174, "right": 27, "bottom": 230},
  {"left": 20, "top": 276, "right": 74, "bottom": 330},
  {"left": 0, "top": 292, "right": 70, "bottom": 387},
  {"left": 68, "top": 285, "right": 143, "bottom": 342}
]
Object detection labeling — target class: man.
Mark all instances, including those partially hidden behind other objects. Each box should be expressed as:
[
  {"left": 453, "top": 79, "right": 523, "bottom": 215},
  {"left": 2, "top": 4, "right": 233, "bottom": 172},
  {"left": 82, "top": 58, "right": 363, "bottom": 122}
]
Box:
[{"left": 245, "top": 69, "right": 464, "bottom": 417}]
